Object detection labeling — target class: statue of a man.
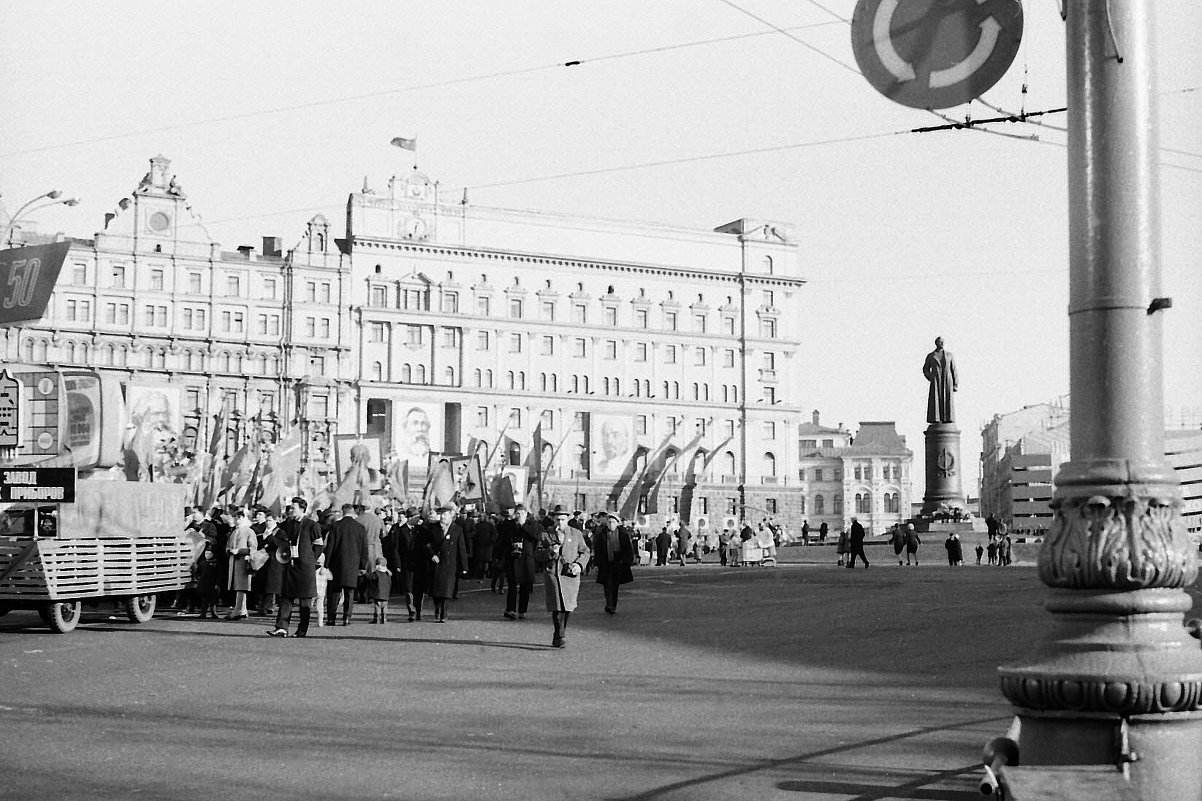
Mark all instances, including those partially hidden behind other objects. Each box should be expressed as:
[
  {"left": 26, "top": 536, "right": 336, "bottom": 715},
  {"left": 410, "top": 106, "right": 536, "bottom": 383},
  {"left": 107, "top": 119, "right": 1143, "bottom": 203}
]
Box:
[{"left": 923, "top": 336, "right": 958, "bottom": 424}]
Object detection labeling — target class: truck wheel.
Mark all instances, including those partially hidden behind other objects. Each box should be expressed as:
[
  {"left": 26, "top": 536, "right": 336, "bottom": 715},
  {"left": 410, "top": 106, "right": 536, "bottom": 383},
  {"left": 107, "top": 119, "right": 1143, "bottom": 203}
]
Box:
[
  {"left": 124, "top": 594, "right": 157, "bottom": 623},
  {"left": 39, "top": 601, "right": 81, "bottom": 634}
]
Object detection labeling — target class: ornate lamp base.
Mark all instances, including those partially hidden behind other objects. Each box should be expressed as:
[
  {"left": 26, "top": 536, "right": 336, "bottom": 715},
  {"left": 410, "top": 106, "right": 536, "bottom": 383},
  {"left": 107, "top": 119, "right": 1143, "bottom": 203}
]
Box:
[{"left": 921, "top": 423, "right": 963, "bottom": 514}]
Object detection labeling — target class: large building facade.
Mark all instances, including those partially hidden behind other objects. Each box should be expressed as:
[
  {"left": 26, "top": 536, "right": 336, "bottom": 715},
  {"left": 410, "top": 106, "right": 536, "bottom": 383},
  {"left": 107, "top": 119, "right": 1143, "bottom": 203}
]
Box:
[
  {"left": 3, "top": 157, "right": 806, "bottom": 529},
  {"left": 795, "top": 412, "right": 915, "bottom": 534}
]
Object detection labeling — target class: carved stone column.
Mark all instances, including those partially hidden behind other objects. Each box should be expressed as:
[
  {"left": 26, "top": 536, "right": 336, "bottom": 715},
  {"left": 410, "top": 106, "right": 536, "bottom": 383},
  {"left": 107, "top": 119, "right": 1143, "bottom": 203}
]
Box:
[{"left": 996, "top": 1, "right": 1202, "bottom": 796}]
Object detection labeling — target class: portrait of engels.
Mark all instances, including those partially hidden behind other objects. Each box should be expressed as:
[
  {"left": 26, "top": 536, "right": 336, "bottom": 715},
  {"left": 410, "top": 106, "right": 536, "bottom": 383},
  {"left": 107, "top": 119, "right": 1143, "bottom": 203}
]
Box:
[{"left": 923, "top": 336, "right": 958, "bottom": 424}]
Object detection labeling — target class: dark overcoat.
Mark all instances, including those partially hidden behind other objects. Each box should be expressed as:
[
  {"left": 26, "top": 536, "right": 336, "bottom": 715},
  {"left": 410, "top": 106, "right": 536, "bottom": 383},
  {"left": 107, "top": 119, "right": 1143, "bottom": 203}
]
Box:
[
  {"left": 594, "top": 525, "right": 635, "bottom": 587},
  {"left": 500, "top": 517, "right": 543, "bottom": 585},
  {"left": 272, "top": 516, "right": 322, "bottom": 600},
  {"left": 474, "top": 518, "right": 498, "bottom": 565},
  {"left": 324, "top": 516, "right": 369, "bottom": 589},
  {"left": 425, "top": 520, "right": 468, "bottom": 600}
]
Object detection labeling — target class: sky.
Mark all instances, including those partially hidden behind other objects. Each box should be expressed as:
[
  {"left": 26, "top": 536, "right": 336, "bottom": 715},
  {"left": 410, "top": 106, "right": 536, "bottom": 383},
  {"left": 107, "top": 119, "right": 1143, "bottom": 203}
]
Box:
[{"left": 1, "top": 1, "right": 1200, "bottom": 497}]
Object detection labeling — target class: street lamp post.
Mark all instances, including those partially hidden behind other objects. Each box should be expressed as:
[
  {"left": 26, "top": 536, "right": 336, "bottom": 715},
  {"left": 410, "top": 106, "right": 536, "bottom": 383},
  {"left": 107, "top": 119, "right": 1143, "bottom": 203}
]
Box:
[
  {"left": 995, "top": 2, "right": 1202, "bottom": 797},
  {"left": 2, "top": 190, "right": 80, "bottom": 247}
]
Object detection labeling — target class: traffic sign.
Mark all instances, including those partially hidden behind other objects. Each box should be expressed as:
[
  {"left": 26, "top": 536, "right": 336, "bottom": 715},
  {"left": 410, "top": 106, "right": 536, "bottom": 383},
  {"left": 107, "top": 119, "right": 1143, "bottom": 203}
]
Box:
[
  {"left": 851, "top": 0, "right": 1023, "bottom": 110},
  {"left": 0, "top": 467, "right": 76, "bottom": 503},
  {"left": 0, "top": 241, "right": 71, "bottom": 326},
  {"left": 0, "top": 370, "right": 21, "bottom": 448}
]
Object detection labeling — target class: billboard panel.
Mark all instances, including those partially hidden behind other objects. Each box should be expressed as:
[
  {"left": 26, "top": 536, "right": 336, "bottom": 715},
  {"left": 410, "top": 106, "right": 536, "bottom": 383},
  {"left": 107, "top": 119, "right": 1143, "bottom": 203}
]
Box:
[
  {"left": 394, "top": 401, "right": 442, "bottom": 471},
  {"left": 122, "top": 383, "right": 182, "bottom": 481}
]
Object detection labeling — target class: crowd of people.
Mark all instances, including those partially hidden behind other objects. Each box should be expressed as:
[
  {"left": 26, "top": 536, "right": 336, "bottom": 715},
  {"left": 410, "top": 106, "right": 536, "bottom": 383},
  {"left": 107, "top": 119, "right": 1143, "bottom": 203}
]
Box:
[{"left": 178, "top": 499, "right": 640, "bottom": 648}]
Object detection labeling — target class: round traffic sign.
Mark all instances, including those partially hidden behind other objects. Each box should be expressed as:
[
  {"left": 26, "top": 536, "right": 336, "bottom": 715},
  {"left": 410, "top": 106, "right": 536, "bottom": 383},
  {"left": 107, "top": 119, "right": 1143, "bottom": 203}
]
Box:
[{"left": 851, "top": 0, "right": 1023, "bottom": 110}]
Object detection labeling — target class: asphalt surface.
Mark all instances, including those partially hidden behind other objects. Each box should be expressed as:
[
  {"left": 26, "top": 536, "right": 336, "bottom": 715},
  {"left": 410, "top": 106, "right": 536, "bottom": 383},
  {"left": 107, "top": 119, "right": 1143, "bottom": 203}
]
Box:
[{"left": 2, "top": 547, "right": 1184, "bottom": 800}]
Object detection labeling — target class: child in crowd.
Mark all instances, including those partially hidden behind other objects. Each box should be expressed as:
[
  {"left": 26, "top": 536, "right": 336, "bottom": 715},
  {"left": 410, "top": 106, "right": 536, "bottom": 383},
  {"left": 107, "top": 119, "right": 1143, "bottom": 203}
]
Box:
[
  {"left": 194, "top": 543, "right": 221, "bottom": 620},
  {"left": 314, "top": 555, "right": 332, "bottom": 627},
  {"left": 368, "top": 557, "right": 392, "bottom": 624}
]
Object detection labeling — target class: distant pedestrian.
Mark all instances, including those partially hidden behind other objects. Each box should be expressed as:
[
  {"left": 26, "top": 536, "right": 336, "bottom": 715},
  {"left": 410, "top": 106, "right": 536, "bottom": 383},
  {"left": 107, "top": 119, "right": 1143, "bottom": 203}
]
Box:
[
  {"left": 676, "top": 523, "right": 692, "bottom": 567},
  {"left": 836, "top": 526, "right": 850, "bottom": 567},
  {"left": 846, "top": 517, "right": 869, "bottom": 569},
  {"left": 904, "top": 523, "right": 921, "bottom": 566},
  {"left": 801, "top": 519, "right": 810, "bottom": 544},
  {"left": 944, "top": 533, "right": 963, "bottom": 566},
  {"left": 975, "top": 543, "right": 984, "bottom": 565},
  {"left": 890, "top": 525, "right": 906, "bottom": 565},
  {"left": 367, "top": 557, "right": 391, "bottom": 624},
  {"left": 718, "top": 528, "right": 731, "bottom": 566},
  {"left": 819, "top": 521, "right": 828, "bottom": 545},
  {"left": 987, "top": 538, "right": 998, "bottom": 565},
  {"left": 1001, "top": 535, "right": 1013, "bottom": 567},
  {"left": 655, "top": 526, "right": 671, "bottom": 566}
]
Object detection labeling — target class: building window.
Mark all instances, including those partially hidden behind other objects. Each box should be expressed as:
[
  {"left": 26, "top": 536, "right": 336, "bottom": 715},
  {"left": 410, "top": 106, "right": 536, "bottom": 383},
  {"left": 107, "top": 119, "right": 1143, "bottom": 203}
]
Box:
[
  {"left": 604, "top": 340, "right": 617, "bottom": 360},
  {"left": 305, "top": 282, "right": 317, "bottom": 303},
  {"left": 763, "top": 452, "right": 777, "bottom": 478},
  {"left": 370, "top": 286, "right": 388, "bottom": 307},
  {"left": 144, "top": 305, "right": 156, "bottom": 326},
  {"left": 541, "top": 336, "right": 554, "bottom": 356},
  {"left": 822, "top": 439, "right": 834, "bottom": 448},
  {"left": 723, "top": 349, "right": 735, "bottom": 368},
  {"left": 310, "top": 356, "right": 326, "bottom": 376},
  {"left": 573, "top": 338, "right": 586, "bottom": 358},
  {"left": 370, "top": 361, "right": 383, "bottom": 381},
  {"left": 477, "top": 331, "right": 490, "bottom": 350},
  {"left": 442, "top": 292, "right": 459, "bottom": 313},
  {"left": 635, "top": 309, "right": 648, "bottom": 328},
  {"left": 723, "top": 316, "right": 735, "bottom": 335},
  {"left": 72, "top": 264, "right": 87, "bottom": 285},
  {"left": 509, "top": 333, "right": 522, "bottom": 353},
  {"left": 258, "top": 314, "right": 269, "bottom": 335},
  {"left": 765, "top": 498, "right": 777, "bottom": 514},
  {"left": 763, "top": 421, "right": 776, "bottom": 439},
  {"left": 814, "top": 494, "right": 825, "bottom": 515},
  {"left": 764, "top": 387, "right": 777, "bottom": 404},
  {"left": 403, "top": 288, "right": 427, "bottom": 310},
  {"left": 509, "top": 408, "right": 522, "bottom": 428},
  {"left": 541, "top": 301, "right": 555, "bottom": 321},
  {"left": 150, "top": 269, "right": 164, "bottom": 290},
  {"left": 572, "top": 303, "right": 587, "bottom": 324},
  {"left": 319, "top": 283, "right": 331, "bottom": 304},
  {"left": 476, "top": 406, "right": 489, "bottom": 427},
  {"left": 540, "top": 409, "right": 554, "bottom": 430},
  {"left": 442, "top": 329, "right": 459, "bottom": 347},
  {"left": 231, "top": 312, "right": 242, "bottom": 332},
  {"left": 634, "top": 342, "right": 647, "bottom": 362},
  {"left": 814, "top": 467, "right": 823, "bottom": 481},
  {"left": 476, "top": 295, "right": 490, "bottom": 316},
  {"left": 227, "top": 275, "right": 240, "bottom": 296},
  {"left": 761, "top": 318, "right": 777, "bottom": 338},
  {"left": 317, "top": 318, "right": 329, "bottom": 338},
  {"left": 665, "top": 311, "right": 677, "bottom": 330},
  {"left": 726, "top": 497, "right": 738, "bottom": 515},
  {"left": 112, "top": 265, "right": 126, "bottom": 288},
  {"left": 509, "top": 298, "right": 523, "bottom": 318},
  {"left": 636, "top": 415, "right": 648, "bottom": 436},
  {"left": 665, "top": 345, "right": 677, "bottom": 364},
  {"left": 762, "top": 290, "right": 774, "bottom": 308},
  {"left": 369, "top": 322, "right": 386, "bottom": 343},
  {"left": 604, "top": 307, "right": 617, "bottom": 326},
  {"left": 694, "top": 348, "right": 706, "bottom": 367},
  {"left": 188, "top": 273, "right": 201, "bottom": 294},
  {"left": 693, "top": 313, "right": 706, "bottom": 333},
  {"left": 262, "top": 277, "right": 277, "bottom": 299},
  {"left": 406, "top": 325, "right": 423, "bottom": 345}
]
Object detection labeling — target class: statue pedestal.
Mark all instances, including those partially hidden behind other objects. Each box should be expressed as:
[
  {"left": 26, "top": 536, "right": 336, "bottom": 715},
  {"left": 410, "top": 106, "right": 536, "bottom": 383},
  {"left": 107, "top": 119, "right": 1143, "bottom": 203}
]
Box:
[{"left": 922, "top": 423, "right": 963, "bottom": 514}]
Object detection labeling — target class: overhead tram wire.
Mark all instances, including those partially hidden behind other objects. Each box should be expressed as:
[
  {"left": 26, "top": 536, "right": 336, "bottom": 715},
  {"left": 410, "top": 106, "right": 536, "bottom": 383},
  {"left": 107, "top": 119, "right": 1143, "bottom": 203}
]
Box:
[
  {"left": 716, "top": 0, "right": 861, "bottom": 74},
  {"left": 0, "top": 21, "right": 842, "bottom": 159}
]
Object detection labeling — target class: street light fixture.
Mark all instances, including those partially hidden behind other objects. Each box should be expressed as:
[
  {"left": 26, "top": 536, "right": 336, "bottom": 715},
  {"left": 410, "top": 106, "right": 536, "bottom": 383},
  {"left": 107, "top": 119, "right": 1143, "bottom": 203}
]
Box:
[{"left": 2, "top": 190, "right": 81, "bottom": 247}]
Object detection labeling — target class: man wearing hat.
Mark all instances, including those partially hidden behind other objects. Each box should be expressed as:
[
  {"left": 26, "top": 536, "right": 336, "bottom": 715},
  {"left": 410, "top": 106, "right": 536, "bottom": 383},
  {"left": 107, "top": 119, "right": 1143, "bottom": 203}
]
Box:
[
  {"left": 424, "top": 502, "right": 468, "bottom": 622},
  {"left": 542, "top": 504, "right": 590, "bottom": 648},
  {"left": 267, "top": 497, "right": 323, "bottom": 638},
  {"left": 383, "top": 506, "right": 422, "bottom": 621},
  {"left": 594, "top": 513, "right": 636, "bottom": 615}
]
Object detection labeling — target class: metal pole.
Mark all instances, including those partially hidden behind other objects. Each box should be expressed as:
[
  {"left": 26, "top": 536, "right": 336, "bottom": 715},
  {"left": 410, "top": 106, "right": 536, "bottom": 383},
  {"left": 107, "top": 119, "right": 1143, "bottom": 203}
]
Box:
[{"left": 997, "top": 2, "right": 1202, "bottom": 796}]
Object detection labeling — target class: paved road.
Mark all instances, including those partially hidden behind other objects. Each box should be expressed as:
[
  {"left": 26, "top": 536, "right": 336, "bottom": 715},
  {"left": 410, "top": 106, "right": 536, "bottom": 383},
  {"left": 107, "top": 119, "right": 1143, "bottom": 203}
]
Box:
[{"left": 2, "top": 559, "right": 1182, "bottom": 800}]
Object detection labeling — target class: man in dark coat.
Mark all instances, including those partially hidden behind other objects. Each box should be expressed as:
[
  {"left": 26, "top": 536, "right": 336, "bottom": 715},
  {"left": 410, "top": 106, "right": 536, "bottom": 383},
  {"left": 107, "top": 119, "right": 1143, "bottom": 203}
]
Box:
[
  {"left": 268, "top": 497, "right": 324, "bottom": 638},
  {"left": 388, "top": 508, "right": 424, "bottom": 620},
  {"left": 819, "top": 520, "right": 828, "bottom": 544},
  {"left": 499, "top": 503, "right": 541, "bottom": 620},
  {"left": 847, "top": 516, "right": 869, "bottom": 569},
  {"left": 594, "top": 513, "right": 635, "bottom": 615},
  {"left": 425, "top": 503, "right": 469, "bottom": 622},
  {"left": 655, "top": 526, "right": 671, "bottom": 566},
  {"left": 473, "top": 512, "right": 498, "bottom": 580},
  {"left": 324, "top": 503, "right": 369, "bottom": 625}
]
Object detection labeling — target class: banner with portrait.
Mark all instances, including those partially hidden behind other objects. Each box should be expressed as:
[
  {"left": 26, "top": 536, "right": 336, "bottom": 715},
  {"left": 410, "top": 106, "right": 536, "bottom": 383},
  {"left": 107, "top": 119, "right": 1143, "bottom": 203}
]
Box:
[
  {"left": 592, "top": 413, "right": 639, "bottom": 478},
  {"left": 122, "top": 383, "right": 183, "bottom": 482},
  {"left": 394, "top": 401, "right": 442, "bottom": 473}
]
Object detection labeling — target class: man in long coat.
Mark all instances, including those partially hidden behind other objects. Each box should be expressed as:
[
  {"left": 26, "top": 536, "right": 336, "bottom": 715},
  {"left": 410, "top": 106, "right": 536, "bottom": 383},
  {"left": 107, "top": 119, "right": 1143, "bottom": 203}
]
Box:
[
  {"left": 473, "top": 512, "right": 498, "bottom": 580},
  {"left": 267, "top": 497, "right": 323, "bottom": 638},
  {"left": 324, "top": 503, "right": 369, "bottom": 625},
  {"left": 384, "top": 508, "right": 419, "bottom": 621},
  {"left": 499, "top": 503, "right": 542, "bottom": 620},
  {"left": 542, "top": 505, "right": 590, "bottom": 648},
  {"left": 594, "top": 513, "right": 635, "bottom": 615},
  {"left": 847, "top": 516, "right": 869, "bottom": 569},
  {"left": 655, "top": 525, "right": 671, "bottom": 566},
  {"left": 424, "top": 503, "right": 468, "bottom": 622}
]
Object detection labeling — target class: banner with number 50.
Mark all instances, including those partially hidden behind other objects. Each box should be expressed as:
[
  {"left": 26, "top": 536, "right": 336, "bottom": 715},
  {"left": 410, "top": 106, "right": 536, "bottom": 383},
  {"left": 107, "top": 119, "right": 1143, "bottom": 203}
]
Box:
[{"left": 0, "top": 242, "right": 70, "bottom": 326}]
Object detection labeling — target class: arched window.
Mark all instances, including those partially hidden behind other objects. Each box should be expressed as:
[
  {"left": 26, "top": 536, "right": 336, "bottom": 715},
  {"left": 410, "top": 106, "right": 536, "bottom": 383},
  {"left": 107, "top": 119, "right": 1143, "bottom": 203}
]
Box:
[
  {"left": 572, "top": 375, "right": 580, "bottom": 393},
  {"left": 266, "top": 356, "right": 278, "bottom": 374},
  {"left": 731, "top": 385, "right": 738, "bottom": 403},
  {"left": 551, "top": 374, "right": 558, "bottom": 392},
  {"left": 231, "top": 353, "right": 242, "bottom": 373},
  {"left": 662, "top": 381, "right": 670, "bottom": 398},
  {"left": 445, "top": 366, "right": 455, "bottom": 385},
  {"left": 613, "top": 378, "right": 620, "bottom": 395},
  {"left": 65, "top": 342, "right": 76, "bottom": 362},
  {"left": 665, "top": 448, "right": 679, "bottom": 473},
  {"left": 416, "top": 364, "right": 427, "bottom": 383},
  {"left": 506, "top": 371, "right": 515, "bottom": 389},
  {"left": 834, "top": 495, "right": 843, "bottom": 515},
  {"left": 673, "top": 381, "right": 680, "bottom": 399},
  {"left": 474, "top": 369, "right": 482, "bottom": 387},
  {"left": 722, "top": 385, "right": 729, "bottom": 403},
  {"left": 603, "top": 377, "right": 610, "bottom": 395},
  {"left": 401, "top": 364, "right": 412, "bottom": 383},
  {"left": 643, "top": 379, "right": 650, "bottom": 396},
  {"left": 723, "top": 451, "right": 736, "bottom": 476},
  {"left": 370, "top": 361, "right": 383, "bottom": 381},
  {"left": 507, "top": 441, "right": 522, "bottom": 466},
  {"left": 540, "top": 373, "right": 547, "bottom": 392},
  {"left": 814, "top": 494, "right": 825, "bottom": 515},
  {"left": 23, "top": 339, "right": 34, "bottom": 361},
  {"left": 115, "top": 346, "right": 127, "bottom": 367},
  {"left": 692, "top": 383, "right": 699, "bottom": 401},
  {"left": 703, "top": 384, "right": 710, "bottom": 401},
  {"left": 217, "top": 352, "right": 230, "bottom": 372},
  {"left": 583, "top": 375, "right": 590, "bottom": 394},
  {"left": 519, "top": 371, "right": 526, "bottom": 390},
  {"left": 763, "top": 452, "right": 777, "bottom": 478},
  {"left": 486, "top": 369, "right": 494, "bottom": 388}
]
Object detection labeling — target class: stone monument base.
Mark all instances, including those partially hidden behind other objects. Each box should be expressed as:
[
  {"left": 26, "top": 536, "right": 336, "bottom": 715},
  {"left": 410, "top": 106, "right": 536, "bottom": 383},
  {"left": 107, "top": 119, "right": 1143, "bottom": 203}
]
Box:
[{"left": 922, "top": 423, "right": 963, "bottom": 515}]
